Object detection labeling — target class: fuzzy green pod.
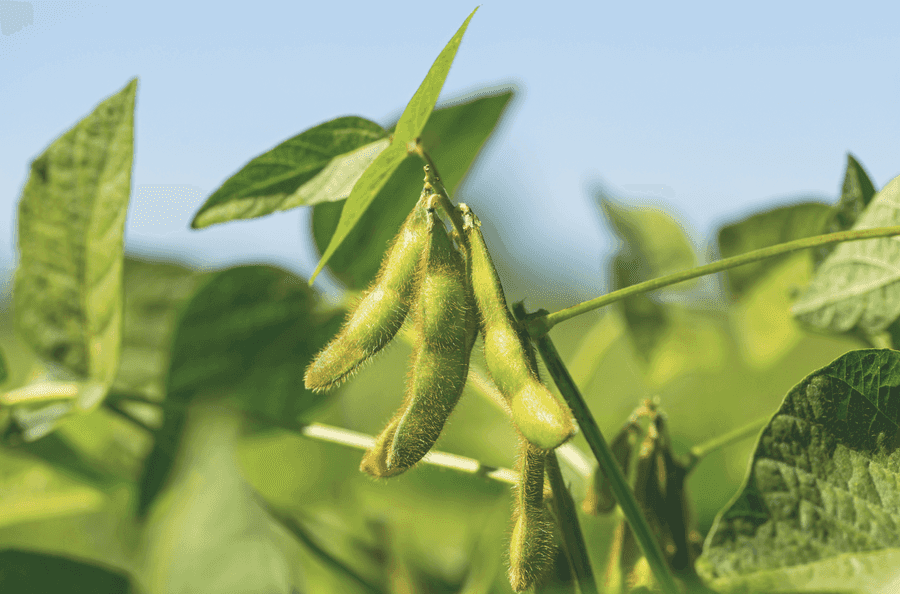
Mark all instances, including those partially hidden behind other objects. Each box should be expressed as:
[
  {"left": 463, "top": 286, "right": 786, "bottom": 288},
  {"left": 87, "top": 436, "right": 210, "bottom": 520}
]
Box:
[
  {"left": 360, "top": 209, "right": 476, "bottom": 477},
  {"left": 304, "top": 193, "right": 430, "bottom": 392},
  {"left": 508, "top": 440, "right": 554, "bottom": 592},
  {"left": 461, "top": 206, "right": 574, "bottom": 450}
]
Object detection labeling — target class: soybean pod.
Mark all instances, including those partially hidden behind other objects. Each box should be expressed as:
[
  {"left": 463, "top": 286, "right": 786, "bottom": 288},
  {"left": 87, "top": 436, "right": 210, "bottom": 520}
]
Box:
[
  {"left": 361, "top": 205, "right": 476, "bottom": 477},
  {"left": 461, "top": 205, "right": 574, "bottom": 450},
  {"left": 508, "top": 439, "right": 554, "bottom": 592},
  {"left": 304, "top": 191, "right": 430, "bottom": 392}
]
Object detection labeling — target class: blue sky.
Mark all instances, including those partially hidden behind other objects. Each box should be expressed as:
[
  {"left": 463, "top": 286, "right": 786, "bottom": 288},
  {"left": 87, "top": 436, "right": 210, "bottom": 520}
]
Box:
[{"left": 2, "top": 1, "right": 898, "bottom": 301}]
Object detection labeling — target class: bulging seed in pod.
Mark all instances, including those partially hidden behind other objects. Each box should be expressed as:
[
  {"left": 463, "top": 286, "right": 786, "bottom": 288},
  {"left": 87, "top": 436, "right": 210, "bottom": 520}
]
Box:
[
  {"left": 361, "top": 208, "right": 476, "bottom": 477},
  {"left": 304, "top": 192, "right": 430, "bottom": 392},
  {"left": 461, "top": 205, "right": 574, "bottom": 450},
  {"left": 508, "top": 440, "right": 554, "bottom": 592}
]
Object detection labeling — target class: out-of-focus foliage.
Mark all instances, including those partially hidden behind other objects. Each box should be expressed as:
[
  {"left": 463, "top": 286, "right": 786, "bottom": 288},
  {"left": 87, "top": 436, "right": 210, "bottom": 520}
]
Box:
[
  {"left": 598, "top": 196, "right": 696, "bottom": 363},
  {"left": 2, "top": 14, "right": 899, "bottom": 593}
]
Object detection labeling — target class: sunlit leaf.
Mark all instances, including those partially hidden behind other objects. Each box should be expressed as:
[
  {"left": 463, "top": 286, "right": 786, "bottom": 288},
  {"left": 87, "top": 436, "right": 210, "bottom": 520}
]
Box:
[
  {"left": 0, "top": 550, "right": 132, "bottom": 593},
  {"left": 312, "top": 87, "right": 514, "bottom": 289},
  {"left": 717, "top": 202, "right": 832, "bottom": 300},
  {"left": 792, "top": 174, "right": 900, "bottom": 334},
  {"left": 310, "top": 8, "right": 478, "bottom": 284},
  {"left": 13, "top": 78, "right": 136, "bottom": 400},
  {"left": 698, "top": 349, "right": 900, "bottom": 592},
  {"left": 191, "top": 117, "right": 387, "bottom": 228}
]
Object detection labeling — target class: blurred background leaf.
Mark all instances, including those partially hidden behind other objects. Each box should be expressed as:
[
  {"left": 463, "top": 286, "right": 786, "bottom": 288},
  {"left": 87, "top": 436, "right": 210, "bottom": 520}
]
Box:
[
  {"left": 141, "top": 403, "right": 292, "bottom": 594},
  {"left": 137, "top": 265, "right": 341, "bottom": 515},
  {"left": 598, "top": 196, "right": 696, "bottom": 362},
  {"left": 716, "top": 201, "right": 831, "bottom": 300},
  {"left": 0, "top": 549, "right": 133, "bottom": 593}
]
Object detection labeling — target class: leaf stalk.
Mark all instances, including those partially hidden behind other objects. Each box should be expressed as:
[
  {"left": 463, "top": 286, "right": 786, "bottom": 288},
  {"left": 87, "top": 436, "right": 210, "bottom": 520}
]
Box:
[
  {"left": 512, "top": 304, "right": 681, "bottom": 594},
  {"left": 526, "top": 225, "right": 900, "bottom": 336}
]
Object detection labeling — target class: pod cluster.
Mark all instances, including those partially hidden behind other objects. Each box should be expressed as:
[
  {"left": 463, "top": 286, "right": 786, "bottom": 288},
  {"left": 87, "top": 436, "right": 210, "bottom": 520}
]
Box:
[
  {"left": 582, "top": 400, "right": 701, "bottom": 592},
  {"left": 303, "top": 169, "right": 577, "bottom": 591}
]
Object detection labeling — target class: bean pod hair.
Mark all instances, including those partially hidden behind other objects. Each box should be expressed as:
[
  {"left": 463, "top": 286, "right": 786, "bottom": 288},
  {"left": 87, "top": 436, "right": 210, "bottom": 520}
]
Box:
[
  {"left": 508, "top": 440, "right": 554, "bottom": 592},
  {"left": 304, "top": 192, "right": 430, "bottom": 392},
  {"left": 361, "top": 207, "right": 477, "bottom": 477},
  {"left": 461, "top": 205, "right": 574, "bottom": 450}
]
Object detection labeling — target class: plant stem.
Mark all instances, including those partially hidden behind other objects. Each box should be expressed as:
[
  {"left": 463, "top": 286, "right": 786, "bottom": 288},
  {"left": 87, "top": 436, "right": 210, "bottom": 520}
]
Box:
[
  {"left": 261, "top": 501, "right": 387, "bottom": 594},
  {"left": 102, "top": 399, "right": 157, "bottom": 435},
  {"left": 107, "top": 392, "right": 519, "bottom": 486},
  {"left": 526, "top": 225, "right": 900, "bottom": 336},
  {"left": 685, "top": 415, "right": 769, "bottom": 473},
  {"left": 545, "top": 452, "right": 598, "bottom": 594},
  {"left": 413, "top": 145, "right": 467, "bottom": 238},
  {"left": 513, "top": 305, "right": 681, "bottom": 594}
]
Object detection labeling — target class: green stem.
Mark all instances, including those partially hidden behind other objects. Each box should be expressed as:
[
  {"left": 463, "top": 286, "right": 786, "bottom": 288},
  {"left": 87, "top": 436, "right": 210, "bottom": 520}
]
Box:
[
  {"left": 545, "top": 453, "right": 598, "bottom": 594},
  {"left": 685, "top": 415, "right": 769, "bottom": 473},
  {"left": 414, "top": 145, "right": 467, "bottom": 238},
  {"left": 526, "top": 225, "right": 900, "bottom": 336},
  {"left": 513, "top": 305, "right": 681, "bottom": 594},
  {"left": 102, "top": 399, "right": 157, "bottom": 435},
  {"left": 107, "top": 393, "right": 518, "bottom": 486},
  {"left": 261, "top": 501, "right": 387, "bottom": 594}
]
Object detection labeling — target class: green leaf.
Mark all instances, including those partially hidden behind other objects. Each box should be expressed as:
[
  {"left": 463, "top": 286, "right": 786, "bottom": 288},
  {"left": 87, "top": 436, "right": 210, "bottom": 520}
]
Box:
[
  {"left": 0, "top": 549, "right": 132, "bottom": 593},
  {"left": 112, "top": 257, "right": 206, "bottom": 401},
  {"left": 697, "top": 349, "right": 900, "bottom": 593},
  {"left": 309, "top": 8, "right": 478, "bottom": 284},
  {"left": 13, "top": 78, "right": 136, "bottom": 393},
  {"left": 191, "top": 117, "right": 388, "bottom": 228},
  {"left": 600, "top": 198, "right": 696, "bottom": 361},
  {"left": 813, "top": 154, "right": 878, "bottom": 267},
  {"left": 792, "top": 174, "right": 900, "bottom": 334},
  {"left": 141, "top": 404, "right": 291, "bottom": 594},
  {"left": 0, "top": 347, "right": 7, "bottom": 384},
  {"left": 312, "top": 87, "right": 514, "bottom": 289},
  {"left": 137, "top": 265, "right": 339, "bottom": 515},
  {"left": 717, "top": 202, "right": 832, "bottom": 299}
]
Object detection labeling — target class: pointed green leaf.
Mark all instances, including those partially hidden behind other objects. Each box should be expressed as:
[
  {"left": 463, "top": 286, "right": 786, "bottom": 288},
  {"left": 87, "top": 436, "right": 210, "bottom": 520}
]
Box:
[
  {"left": 309, "top": 8, "right": 478, "bottom": 284},
  {"left": 13, "top": 78, "right": 136, "bottom": 395},
  {"left": 138, "top": 265, "right": 339, "bottom": 515},
  {"left": 0, "top": 549, "right": 133, "bottom": 593},
  {"left": 600, "top": 198, "right": 696, "bottom": 361},
  {"left": 792, "top": 174, "right": 900, "bottom": 334},
  {"left": 717, "top": 202, "right": 832, "bottom": 299},
  {"left": 814, "top": 154, "right": 878, "bottom": 267},
  {"left": 698, "top": 349, "right": 900, "bottom": 593},
  {"left": 392, "top": 7, "right": 478, "bottom": 144},
  {"left": 312, "top": 87, "right": 514, "bottom": 289},
  {"left": 191, "top": 117, "right": 387, "bottom": 228}
]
